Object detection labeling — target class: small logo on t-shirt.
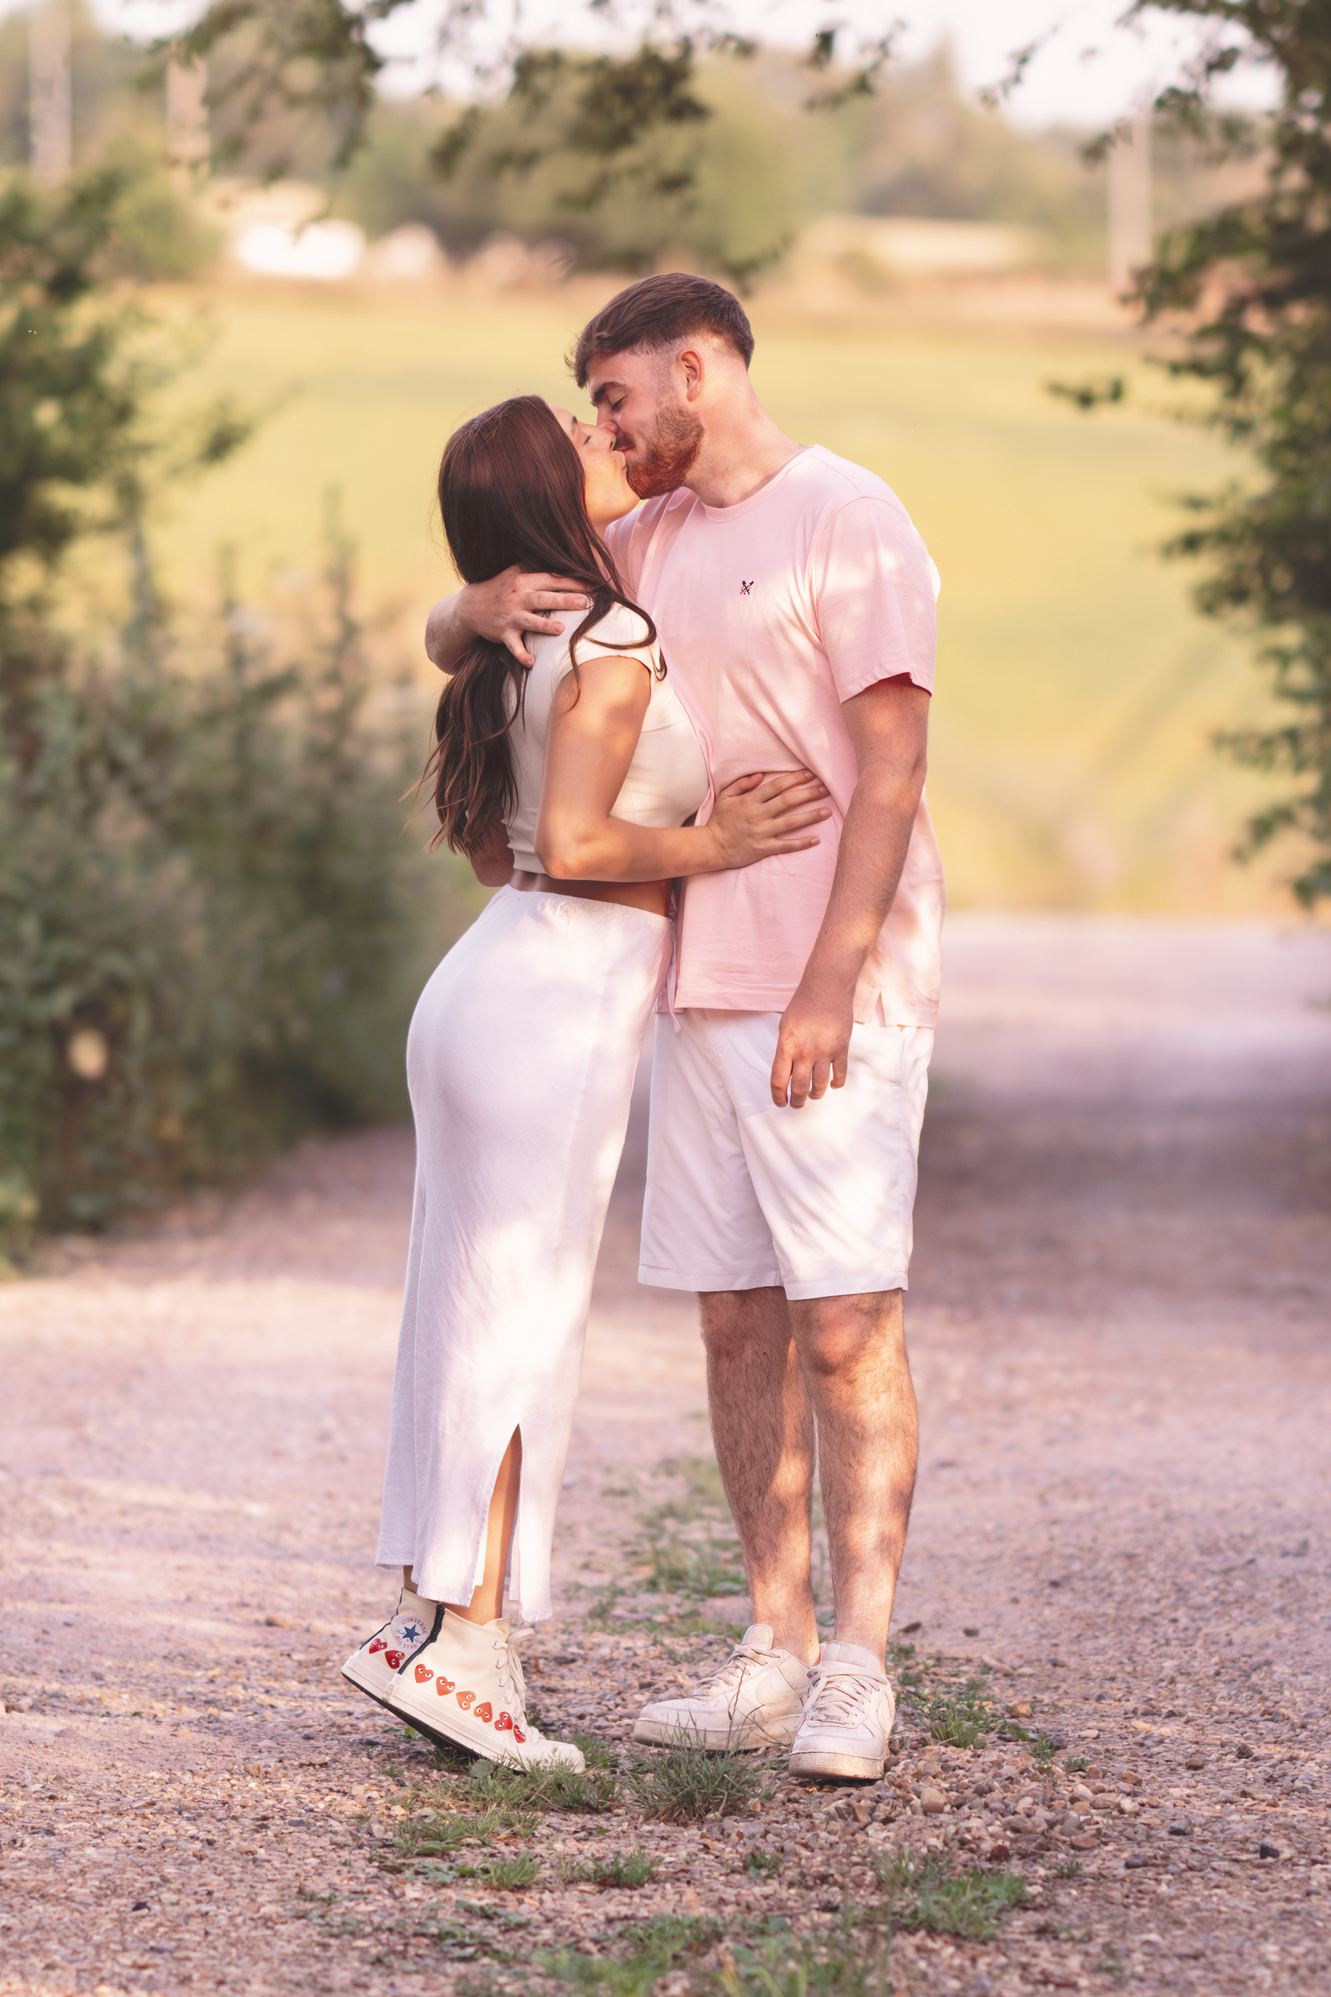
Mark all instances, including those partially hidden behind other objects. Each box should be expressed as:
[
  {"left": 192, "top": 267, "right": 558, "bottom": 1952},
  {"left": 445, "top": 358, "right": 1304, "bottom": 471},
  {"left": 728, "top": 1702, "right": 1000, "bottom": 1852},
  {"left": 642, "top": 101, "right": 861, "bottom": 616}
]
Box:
[{"left": 739, "top": 579, "right": 754, "bottom": 595}]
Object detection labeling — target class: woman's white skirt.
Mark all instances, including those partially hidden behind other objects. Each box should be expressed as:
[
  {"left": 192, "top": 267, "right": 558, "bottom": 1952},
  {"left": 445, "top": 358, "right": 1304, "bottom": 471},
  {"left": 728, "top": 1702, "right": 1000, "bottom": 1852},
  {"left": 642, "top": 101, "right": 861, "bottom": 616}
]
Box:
[{"left": 377, "top": 885, "right": 672, "bottom": 1621}]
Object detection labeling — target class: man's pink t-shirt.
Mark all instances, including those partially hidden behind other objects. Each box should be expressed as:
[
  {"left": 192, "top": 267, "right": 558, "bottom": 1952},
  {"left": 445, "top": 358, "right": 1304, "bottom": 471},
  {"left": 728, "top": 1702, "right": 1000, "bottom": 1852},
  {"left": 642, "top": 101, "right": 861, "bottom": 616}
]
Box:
[{"left": 606, "top": 445, "right": 944, "bottom": 1026}]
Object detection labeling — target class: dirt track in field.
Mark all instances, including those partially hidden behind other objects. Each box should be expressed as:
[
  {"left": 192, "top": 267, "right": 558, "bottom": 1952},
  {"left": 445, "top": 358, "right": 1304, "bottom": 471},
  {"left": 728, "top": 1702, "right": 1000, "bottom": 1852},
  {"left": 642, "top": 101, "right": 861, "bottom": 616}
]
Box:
[{"left": 2, "top": 914, "right": 1330, "bottom": 1996}]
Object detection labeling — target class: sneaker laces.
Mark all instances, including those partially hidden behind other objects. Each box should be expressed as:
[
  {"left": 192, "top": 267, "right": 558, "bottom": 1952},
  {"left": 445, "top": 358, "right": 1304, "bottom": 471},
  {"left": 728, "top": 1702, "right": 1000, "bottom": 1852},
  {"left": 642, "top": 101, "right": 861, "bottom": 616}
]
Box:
[
  {"left": 506, "top": 1625, "right": 532, "bottom": 1707},
  {"left": 689, "top": 1639, "right": 776, "bottom": 1703},
  {"left": 490, "top": 1634, "right": 532, "bottom": 1729},
  {"left": 803, "top": 1659, "right": 885, "bottom": 1728}
]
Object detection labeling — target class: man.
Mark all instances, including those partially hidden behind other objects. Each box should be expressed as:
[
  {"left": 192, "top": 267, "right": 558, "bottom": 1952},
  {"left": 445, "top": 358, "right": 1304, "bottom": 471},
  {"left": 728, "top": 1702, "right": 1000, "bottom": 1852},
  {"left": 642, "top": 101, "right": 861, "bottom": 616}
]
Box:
[{"left": 425, "top": 274, "right": 942, "bottom": 1781}]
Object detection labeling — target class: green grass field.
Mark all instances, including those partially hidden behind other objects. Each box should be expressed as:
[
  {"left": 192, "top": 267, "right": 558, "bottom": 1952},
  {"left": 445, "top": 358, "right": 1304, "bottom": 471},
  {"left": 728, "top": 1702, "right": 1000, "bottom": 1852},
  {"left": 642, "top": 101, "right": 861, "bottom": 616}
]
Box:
[{"left": 139, "top": 279, "right": 1298, "bottom": 915}]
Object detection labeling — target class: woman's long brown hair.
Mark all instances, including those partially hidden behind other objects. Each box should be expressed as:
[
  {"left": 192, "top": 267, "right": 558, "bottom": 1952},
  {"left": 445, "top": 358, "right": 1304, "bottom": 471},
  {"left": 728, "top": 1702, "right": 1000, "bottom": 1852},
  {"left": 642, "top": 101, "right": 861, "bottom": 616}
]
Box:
[{"left": 427, "top": 395, "right": 656, "bottom": 857}]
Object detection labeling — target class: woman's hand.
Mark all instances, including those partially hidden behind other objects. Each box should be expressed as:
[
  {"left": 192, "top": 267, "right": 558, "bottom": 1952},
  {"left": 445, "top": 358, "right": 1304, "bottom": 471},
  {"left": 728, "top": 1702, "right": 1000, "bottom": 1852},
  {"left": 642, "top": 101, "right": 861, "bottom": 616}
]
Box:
[{"left": 705, "top": 770, "right": 832, "bottom": 871}]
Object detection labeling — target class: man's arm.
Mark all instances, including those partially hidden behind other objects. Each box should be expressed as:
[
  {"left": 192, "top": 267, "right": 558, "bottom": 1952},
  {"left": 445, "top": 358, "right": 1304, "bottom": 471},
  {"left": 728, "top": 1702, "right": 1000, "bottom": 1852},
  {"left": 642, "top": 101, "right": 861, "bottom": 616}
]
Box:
[
  {"left": 770, "top": 677, "right": 930, "bottom": 1109},
  {"left": 425, "top": 566, "right": 590, "bottom": 672}
]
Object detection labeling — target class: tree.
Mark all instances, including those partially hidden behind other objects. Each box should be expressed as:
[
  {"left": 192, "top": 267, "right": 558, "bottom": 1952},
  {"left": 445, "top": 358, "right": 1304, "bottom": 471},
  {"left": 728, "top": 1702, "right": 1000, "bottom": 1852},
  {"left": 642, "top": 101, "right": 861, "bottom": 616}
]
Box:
[
  {"left": 176, "top": 0, "right": 1331, "bottom": 903},
  {"left": 1120, "top": 1, "right": 1331, "bottom": 905}
]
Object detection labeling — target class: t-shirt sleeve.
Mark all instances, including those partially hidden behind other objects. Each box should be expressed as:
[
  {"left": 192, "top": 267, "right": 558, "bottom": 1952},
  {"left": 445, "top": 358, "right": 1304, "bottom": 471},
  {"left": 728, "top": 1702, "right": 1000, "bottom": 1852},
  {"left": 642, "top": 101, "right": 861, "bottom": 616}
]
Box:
[
  {"left": 570, "top": 599, "right": 658, "bottom": 676},
  {"left": 809, "top": 496, "right": 939, "bottom": 702}
]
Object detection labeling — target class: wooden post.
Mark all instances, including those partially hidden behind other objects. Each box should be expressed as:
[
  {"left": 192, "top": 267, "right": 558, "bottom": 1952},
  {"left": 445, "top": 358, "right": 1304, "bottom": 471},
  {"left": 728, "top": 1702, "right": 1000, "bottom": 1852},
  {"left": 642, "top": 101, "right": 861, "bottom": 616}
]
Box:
[
  {"left": 29, "top": 0, "right": 71, "bottom": 183},
  {"left": 1108, "top": 106, "right": 1152, "bottom": 299}
]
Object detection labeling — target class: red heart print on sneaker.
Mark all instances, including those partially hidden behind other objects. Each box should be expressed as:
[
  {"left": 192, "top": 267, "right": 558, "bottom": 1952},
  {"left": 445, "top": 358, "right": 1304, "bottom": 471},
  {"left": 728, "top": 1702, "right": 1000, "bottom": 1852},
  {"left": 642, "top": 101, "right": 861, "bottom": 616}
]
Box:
[
  {"left": 368, "top": 1638, "right": 386, "bottom": 1655},
  {"left": 513, "top": 1727, "right": 526, "bottom": 1743},
  {"left": 474, "top": 1702, "right": 493, "bottom": 1723},
  {"left": 495, "top": 1712, "right": 513, "bottom": 1732},
  {"left": 435, "top": 1676, "right": 455, "bottom": 1697},
  {"left": 384, "top": 1650, "right": 404, "bottom": 1670},
  {"left": 456, "top": 1690, "right": 475, "bottom": 1710},
  {"left": 414, "top": 1663, "right": 433, "bottom": 1684}
]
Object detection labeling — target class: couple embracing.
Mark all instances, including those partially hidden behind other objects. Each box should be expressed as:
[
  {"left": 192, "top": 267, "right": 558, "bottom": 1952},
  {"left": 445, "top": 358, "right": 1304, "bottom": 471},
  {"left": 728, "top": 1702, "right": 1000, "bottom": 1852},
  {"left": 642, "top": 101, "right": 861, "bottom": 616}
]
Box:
[{"left": 342, "top": 273, "right": 944, "bottom": 1785}]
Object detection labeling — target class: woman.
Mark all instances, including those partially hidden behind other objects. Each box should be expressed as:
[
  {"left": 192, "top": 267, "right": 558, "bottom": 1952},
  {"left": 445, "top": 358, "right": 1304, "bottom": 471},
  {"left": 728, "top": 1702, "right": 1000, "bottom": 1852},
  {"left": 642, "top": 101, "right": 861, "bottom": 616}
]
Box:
[{"left": 341, "top": 396, "right": 829, "bottom": 1769}]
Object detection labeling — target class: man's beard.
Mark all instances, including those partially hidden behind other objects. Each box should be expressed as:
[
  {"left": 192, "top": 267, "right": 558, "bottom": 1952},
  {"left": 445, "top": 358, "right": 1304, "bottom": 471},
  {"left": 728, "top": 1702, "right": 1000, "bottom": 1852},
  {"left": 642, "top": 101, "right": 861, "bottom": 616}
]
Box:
[{"left": 621, "top": 403, "right": 703, "bottom": 499}]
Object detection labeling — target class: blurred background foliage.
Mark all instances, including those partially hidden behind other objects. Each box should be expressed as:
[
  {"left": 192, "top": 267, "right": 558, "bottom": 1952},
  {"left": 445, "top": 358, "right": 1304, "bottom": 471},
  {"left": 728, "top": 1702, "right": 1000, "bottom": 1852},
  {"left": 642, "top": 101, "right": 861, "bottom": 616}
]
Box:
[
  {"left": 0, "top": 156, "right": 474, "bottom": 1259},
  {"left": 1, "top": 0, "right": 1324, "bottom": 1249},
  {"left": 328, "top": 46, "right": 1243, "bottom": 281},
  {"left": 0, "top": 11, "right": 1242, "bottom": 281}
]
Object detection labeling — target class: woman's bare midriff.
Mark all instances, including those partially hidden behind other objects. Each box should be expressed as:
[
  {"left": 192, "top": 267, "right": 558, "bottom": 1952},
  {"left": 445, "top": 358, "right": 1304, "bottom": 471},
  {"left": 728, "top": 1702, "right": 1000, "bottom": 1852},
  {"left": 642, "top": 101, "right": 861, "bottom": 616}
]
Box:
[{"left": 511, "top": 870, "right": 671, "bottom": 918}]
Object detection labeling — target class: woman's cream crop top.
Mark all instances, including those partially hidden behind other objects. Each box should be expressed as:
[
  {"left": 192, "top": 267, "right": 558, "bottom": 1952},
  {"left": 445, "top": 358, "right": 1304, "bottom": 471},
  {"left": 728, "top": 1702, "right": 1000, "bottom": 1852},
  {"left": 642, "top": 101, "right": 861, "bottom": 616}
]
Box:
[{"left": 503, "top": 600, "right": 708, "bottom": 876}]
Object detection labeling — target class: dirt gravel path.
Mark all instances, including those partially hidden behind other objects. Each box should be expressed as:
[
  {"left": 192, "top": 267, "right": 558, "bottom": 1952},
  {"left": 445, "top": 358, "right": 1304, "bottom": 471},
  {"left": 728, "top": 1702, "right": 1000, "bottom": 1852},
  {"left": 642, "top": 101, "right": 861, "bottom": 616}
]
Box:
[{"left": 2, "top": 914, "right": 1329, "bottom": 1997}]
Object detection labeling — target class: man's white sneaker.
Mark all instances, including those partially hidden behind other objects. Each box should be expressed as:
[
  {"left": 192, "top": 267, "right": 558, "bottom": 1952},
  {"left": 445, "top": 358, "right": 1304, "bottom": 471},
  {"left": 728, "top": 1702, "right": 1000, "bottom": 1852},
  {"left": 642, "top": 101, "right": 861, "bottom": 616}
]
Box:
[
  {"left": 787, "top": 1641, "right": 896, "bottom": 1780},
  {"left": 342, "top": 1588, "right": 437, "bottom": 1709},
  {"left": 631, "top": 1624, "right": 809, "bottom": 1750},
  {"left": 385, "top": 1608, "right": 585, "bottom": 1771}
]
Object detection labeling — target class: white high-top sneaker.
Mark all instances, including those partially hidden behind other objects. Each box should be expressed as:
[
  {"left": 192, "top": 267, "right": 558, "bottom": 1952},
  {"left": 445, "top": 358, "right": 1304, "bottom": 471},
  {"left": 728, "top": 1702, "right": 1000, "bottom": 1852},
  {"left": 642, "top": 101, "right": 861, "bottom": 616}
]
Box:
[
  {"left": 631, "top": 1624, "right": 809, "bottom": 1750},
  {"left": 342, "top": 1588, "right": 438, "bottom": 1710},
  {"left": 386, "top": 1608, "right": 585, "bottom": 1771},
  {"left": 787, "top": 1641, "right": 896, "bottom": 1780}
]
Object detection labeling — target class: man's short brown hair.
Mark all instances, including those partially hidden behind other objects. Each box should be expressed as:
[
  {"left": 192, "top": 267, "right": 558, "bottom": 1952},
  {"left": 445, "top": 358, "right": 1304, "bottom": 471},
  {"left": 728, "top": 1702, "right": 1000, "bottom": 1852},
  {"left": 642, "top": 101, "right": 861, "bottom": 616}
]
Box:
[{"left": 571, "top": 273, "right": 754, "bottom": 388}]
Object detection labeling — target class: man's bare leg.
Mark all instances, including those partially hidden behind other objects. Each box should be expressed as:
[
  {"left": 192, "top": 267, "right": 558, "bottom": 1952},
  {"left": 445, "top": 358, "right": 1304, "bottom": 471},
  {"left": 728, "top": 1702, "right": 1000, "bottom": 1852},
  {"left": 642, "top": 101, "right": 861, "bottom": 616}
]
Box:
[
  {"left": 700, "top": 1286, "right": 819, "bottom": 1664},
  {"left": 789, "top": 1289, "right": 917, "bottom": 1662}
]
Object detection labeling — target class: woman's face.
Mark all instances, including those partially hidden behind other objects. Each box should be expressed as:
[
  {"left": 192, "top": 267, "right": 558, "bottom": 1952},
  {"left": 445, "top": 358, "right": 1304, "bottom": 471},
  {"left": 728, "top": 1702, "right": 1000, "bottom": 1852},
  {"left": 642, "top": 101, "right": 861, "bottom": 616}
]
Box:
[{"left": 548, "top": 403, "right": 637, "bottom": 531}]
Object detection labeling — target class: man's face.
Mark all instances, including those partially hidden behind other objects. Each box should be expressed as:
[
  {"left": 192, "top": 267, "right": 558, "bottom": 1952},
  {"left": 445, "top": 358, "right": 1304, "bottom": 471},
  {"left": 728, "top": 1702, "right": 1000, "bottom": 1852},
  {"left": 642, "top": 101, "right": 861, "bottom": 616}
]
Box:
[{"left": 587, "top": 348, "right": 703, "bottom": 500}]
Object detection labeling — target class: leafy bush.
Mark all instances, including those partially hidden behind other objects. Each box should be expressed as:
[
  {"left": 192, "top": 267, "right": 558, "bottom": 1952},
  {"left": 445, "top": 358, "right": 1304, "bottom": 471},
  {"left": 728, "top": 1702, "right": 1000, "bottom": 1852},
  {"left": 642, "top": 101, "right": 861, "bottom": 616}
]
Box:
[
  {"left": 0, "top": 161, "right": 475, "bottom": 1234},
  {"left": 0, "top": 527, "right": 446, "bottom": 1229}
]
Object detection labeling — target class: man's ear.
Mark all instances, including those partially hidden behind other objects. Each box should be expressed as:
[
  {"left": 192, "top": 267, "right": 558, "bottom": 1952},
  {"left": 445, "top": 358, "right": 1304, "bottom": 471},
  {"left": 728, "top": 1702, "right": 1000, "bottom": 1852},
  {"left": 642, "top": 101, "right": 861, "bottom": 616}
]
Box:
[{"left": 677, "top": 346, "right": 705, "bottom": 402}]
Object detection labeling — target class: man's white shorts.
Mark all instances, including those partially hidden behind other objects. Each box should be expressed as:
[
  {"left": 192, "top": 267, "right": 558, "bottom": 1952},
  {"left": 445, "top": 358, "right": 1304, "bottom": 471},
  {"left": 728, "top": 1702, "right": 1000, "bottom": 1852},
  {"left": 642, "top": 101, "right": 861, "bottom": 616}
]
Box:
[{"left": 639, "top": 1010, "right": 933, "bottom": 1301}]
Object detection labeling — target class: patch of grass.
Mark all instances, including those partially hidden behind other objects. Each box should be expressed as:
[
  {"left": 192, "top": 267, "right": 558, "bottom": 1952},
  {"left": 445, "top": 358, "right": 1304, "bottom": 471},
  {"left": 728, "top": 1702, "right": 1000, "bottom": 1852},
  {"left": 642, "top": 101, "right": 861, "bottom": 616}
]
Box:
[
  {"left": 717, "top": 1922, "right": 893, "bottom": 1996},
  {"left": 626, "top": 1738, "right": 771, "bottom": 1823},
  {"left": 409, "top": 1906, "right": 523, "bottom": 1961},
  {"left": 465, "top": 1757, "right": 619, "bottom": 1815},
  {"left": 886, "top": 1638, "right": 927, "bottom": 1709},
  {"left": 1064, "top": 1755, "right": 1088, "bottom": 1772},
  {"left": 589, "top": 1849, "right": 659, "bottom": 1889},
  {"left": 570, "top": 1733, "right": 620, "bottom": 1771},
  {"left": 579, "top": 1580, "right": 734, "bottom": 1637},
  {"left": 376, "top": 1778, "right": 540, "bottom": 1865},
  {"left": 927, "top": 1678, "right": 998, "bottom": 1749},
  {"left": 454, "top": 1898, "right": 530, "bottom": 1929},
  {"left": 1000, "top": 1718, "right": 1058, "bottom": 1763},
  {"left": 642, "top": 1534, "right": 748, "bottom": 1600},
  {"left": 635, "top": 1456, "right": 749, "bottom": 1603},
  {"left": 1052, "top": 1857, "right": 1084, "bottom": 1880},
  {"left": 429, "top": 1736, "right": 483, "bottom": 1775},
  {"left": 647, "top": 1456, "right": 729, "bottom": 1519},
  {"left": 876, "top": 1852, "right": 1028, "bottom": 1941},
  {"left": 458, "top": 1853, "right": 541, "bottom": 1890},
  {"left": 745, "top": 1847, "right": 783, "bottom": 1877},
  {"left": 543, "top": 1914, "right": 717, "bottom": 1993},
  {"left": 387, "top": 1809, "right": 474, "bottom": 1861}
]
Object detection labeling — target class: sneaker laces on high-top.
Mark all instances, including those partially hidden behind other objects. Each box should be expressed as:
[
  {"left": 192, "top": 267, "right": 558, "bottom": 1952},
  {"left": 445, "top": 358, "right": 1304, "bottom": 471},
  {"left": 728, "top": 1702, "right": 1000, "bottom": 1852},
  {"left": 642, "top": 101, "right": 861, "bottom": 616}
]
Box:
[
  {"left": 489, "top": 1627, "right": 558, "bottom": 1750},
  {"left": 505, "top": 1625, "right": 531, "bottom": 1707}
]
